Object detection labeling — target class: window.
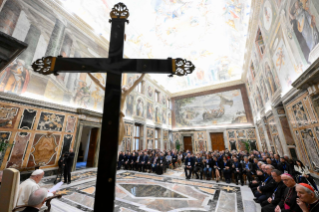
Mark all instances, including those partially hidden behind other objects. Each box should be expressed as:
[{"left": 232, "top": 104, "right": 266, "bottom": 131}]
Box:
[
  {"left": 155, "top": 90, "right": 160, "bottom": 102},
  {"left": 155, "top": 128, "right": 160, "bottom": 149},
  {"left": 167, "top": 99, "right": 171, "bottom": 109},
  {"left": 137, "top": 81, "right": 144, "bottom": 93},
  {"left": 134, "top": 124, "right": 141, "bottom": 150},
  {"left": 255, "top": 28, "right": 265, "bottom": 58}
]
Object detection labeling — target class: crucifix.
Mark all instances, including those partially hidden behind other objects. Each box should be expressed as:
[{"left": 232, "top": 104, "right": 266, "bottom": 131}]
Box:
[{"left": 31, "top": 3, "right": 195, "bottom": 211}]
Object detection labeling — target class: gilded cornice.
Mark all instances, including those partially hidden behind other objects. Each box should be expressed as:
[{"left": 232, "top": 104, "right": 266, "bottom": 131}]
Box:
[{"left": 41, "top": 0, "right": 109, "bottom": 49}]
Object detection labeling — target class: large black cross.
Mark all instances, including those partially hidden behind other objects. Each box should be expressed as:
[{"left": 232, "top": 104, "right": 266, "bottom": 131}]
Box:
[{"left": 32, "top": 3, "right": 194, "bottom": 211}]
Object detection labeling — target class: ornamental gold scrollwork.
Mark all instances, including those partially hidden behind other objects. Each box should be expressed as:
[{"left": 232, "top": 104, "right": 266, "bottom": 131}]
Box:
[
  {"left": 173, "top": 58, "right": 195, "bottom": 76},
  {"left": 110, "top": 3, "right": 129, "bottom": 19},
  {"left": 31, "top": 56, "right": 56, "bottom": 75}
]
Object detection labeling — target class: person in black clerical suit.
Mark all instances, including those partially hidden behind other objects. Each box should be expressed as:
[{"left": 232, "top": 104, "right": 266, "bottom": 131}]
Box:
[
  {"left": 146, "top": 153, "right": 154, "bottom": 172},
  {"left": 156, "top": 153, "right": 166, "bottom": 175},
  {"left": 194, "top": 153, "right": 203, "bottom": 179},
  {"left": 231, "top": 157, "right": 242, "bottom": 185},
  {"left": 241, "top": 156, "right": 253, "bottom": 185},
  {"left": 64, "top": 149, "right": 74, "bottom": 184},
  {"left": 184, "top": 153, "right": 195, "bottom": 179},
  {"left": 261, "top": 169, "right": 286, "bottom": 209}
]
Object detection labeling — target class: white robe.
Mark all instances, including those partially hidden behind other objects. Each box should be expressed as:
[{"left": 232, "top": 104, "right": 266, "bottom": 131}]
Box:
[{"left": 16, "top": 178, "right": 40, "bottom": 207}]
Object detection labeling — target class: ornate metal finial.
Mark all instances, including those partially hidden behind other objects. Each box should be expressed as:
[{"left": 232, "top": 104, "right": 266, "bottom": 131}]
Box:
[
  {"left": 31, "top": 56, "right": 57, "bottom": 75},
  {"left": 110, "top": 3, "right": 129, "bottom": 19},
  {"left": 172, "top": 58, "right": 195, "bottom": 76}
]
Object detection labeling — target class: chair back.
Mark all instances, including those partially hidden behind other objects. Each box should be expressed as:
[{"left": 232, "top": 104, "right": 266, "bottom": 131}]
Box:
[{"left": 0, "top": 168, "right": 20, "bottom": 212}]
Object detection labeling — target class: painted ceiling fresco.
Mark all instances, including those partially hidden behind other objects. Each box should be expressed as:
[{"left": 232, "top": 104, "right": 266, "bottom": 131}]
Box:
[{"left": 61, "top": 0, "right": 252, "bottom": 93}]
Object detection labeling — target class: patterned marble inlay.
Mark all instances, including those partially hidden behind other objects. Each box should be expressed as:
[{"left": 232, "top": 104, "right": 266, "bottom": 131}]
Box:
[
  {"left": 198, "top": 187, "right": 216, "bottom": 194},
  {"left": 81, "top": 187, "right": 96, "bottom": 194},
  {"left": 216, "top": 191, "right": 236, "bottom": 212},
  {"left": 118, "top": 184, "right": 188, "bottom": 198}
]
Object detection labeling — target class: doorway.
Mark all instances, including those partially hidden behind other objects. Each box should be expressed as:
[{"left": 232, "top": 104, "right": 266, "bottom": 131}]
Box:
[
  {"left": 76, "top": 127, "right": 99, "bottom": 170},
  {"left": 210, "top": 133, "right": 225, "bottom": 151},
  {"left": 183, "top": 136, "right": 193, "bottom": 153}
]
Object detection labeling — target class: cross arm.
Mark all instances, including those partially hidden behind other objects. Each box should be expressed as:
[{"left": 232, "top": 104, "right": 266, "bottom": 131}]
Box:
[{"left": 31, "top": 57, "right": 195, "bottom": 76}]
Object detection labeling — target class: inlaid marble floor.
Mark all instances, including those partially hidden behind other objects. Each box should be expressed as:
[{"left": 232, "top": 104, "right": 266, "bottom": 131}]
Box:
[{"left": 41, "top": 168, "right": 259, "bottom": 212}]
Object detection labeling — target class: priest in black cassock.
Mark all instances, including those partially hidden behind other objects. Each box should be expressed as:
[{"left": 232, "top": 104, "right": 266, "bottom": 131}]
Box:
[{"left": 296, "top": 183, "right": 319, "bottom": 212}]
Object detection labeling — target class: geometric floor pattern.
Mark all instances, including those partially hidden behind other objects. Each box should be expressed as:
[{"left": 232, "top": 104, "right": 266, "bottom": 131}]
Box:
[{"left": 39, "top": 168, "right": 258, "bottom": 212}]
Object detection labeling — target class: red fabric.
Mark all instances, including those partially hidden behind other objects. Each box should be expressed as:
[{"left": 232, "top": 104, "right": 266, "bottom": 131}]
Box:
[{"left": 299, "top": 183, "right": 315, "bottom": 192}]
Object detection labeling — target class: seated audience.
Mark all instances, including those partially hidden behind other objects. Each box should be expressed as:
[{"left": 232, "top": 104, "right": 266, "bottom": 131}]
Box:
[
  {"left": 184, "top": 152, "right": 194, "bottom": 180},
  {"left": 194, "top": 153, "right": 203, "bottom": 180},
  {"left": 212, "top": 156, "right": 221, "bottom": 183},
  {"left": 156, "top": 152, "right": 166, "bottom": 175},
  {"left": 261, "top": 169, "right": 286, "bottom": 211},
  {"left": 278, "top": 157, "right": 292, "bottom": 175},
  {"left": 203, "top": 155, "right": 213, "bottom": 180},
  {"left": 296, "top": 183, "right": 319, "bottom": 212},
  {"left": 221, "top": 156, "right": 232, "bottom": 183},
  {"left": 22, "top": 188, "right": 48, "bottom": 212},
  {"left": 253, "top": 165, "right": 276, "bottom": 203}
]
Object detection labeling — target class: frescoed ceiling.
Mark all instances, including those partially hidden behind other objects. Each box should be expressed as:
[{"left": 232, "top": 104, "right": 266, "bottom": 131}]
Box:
[{"left": 60, "top": 0, "right": 251, "bottom": 93}]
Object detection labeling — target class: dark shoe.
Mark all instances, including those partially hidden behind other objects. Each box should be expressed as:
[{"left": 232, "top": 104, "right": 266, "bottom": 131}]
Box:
[
  {"left": 64, "top": 181, "right": 68, "bottom": 184},
  {"left": 236, "top": 181, "right": 239, "bottom": 185},
  {"left": 196, "top": 177, "right": 199, "bottom": 179},
  {"left": 67, "top": 181, "right": 71, "bottom": 184},
  {"left": 241, "top": 183, "right": 244, "bottom": 186},
  {"left": 253, "top": 199, "right": 259, "bottom": 203}
]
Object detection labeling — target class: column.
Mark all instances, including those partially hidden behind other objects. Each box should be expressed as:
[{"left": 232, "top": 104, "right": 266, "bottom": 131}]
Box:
[
  {"left": 45, "top": 19, "right": 66, "bottom": 56},
  {"left": 272, "top": 106, "right": 291, "bottom": 156},
  {"left": 66, "top": 51, "right": 81, "bottom": 91},
  {"left": 261, "top": 118, "right": 272, "bottom": 151},
  {"left": 18, "top": 24, "right": 41, "bottom": 66},
  {"left": 0, "top": 0, "right": 21, "bottom": 35}
]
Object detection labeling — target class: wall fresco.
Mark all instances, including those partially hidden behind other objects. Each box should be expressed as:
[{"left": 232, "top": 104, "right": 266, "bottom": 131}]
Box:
[
  {"left": 174, "top": 89, "right": 247, "bottom": 127},
  {"left": 226, "top": 128, "right": 258, "bottom": 151}
]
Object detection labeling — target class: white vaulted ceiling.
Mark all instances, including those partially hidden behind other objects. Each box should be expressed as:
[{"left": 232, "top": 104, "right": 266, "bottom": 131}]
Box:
[{"left": 61, "top": 0, "right": 251, "bottom": 94}]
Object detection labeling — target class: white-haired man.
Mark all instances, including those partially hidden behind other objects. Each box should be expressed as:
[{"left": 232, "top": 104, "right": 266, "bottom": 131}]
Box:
[
  {"left": 296, "top": 183, "right": 319, "bottom": 212},
  {"left": 16, "top": 169, "right": 55, "bottom": 207},
  {"left": 21, "top": 188, "right": 48, "bottom": 212}
]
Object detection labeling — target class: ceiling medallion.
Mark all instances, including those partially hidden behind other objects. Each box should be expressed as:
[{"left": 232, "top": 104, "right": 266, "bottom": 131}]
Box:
[{"left": 110, "top": 2, "right": 129, "bottom": 19}]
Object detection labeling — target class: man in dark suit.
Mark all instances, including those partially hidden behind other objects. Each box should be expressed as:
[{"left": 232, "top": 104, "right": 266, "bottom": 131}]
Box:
[
  {"left": 241, "top": 156, "right": 253, "bottom": 185},
  {"left": 253, "top": 165, "right": 276, "bottom": 203},
  {"left": 156, "top": 152, "right": 166, "bottom": 175},
  {"left": 261, "top": 169, "right": 286, "bottom": 209},
  {"left": 140, "top": 152, "right": 149, "bottom": 172},
  {"left": 124, "top": 152, "right": 131, "bottom": 170},
  {"left": 266, "top": 158, "right": 278, "bottom": 169},
  {"left": 277, "top": 157, "right": 291, "bottom": 175},
  {"left": 184, "top": 153, "right": 195, "bottom": 180},
  {"left": 232, "top": 157, "right": 242, "bottom": 185},
  {"left": 64, "top": 149, "right": 75, "bottom": 184},
  {"left": 117, "top": 151, "right": 125, "bottom": 170},
  {"left": 135, "top": 152, "right": 142, "bottom": 171},
  {"left": 22, "top": 188, "right": 48, "bottom": 212},
  {"left": 194, "top": 153, "right": 203, "bottom": 179}
]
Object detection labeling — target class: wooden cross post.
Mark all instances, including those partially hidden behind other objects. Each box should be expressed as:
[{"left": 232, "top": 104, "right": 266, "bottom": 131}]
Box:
[{"left": 31, "top": 3, "right": 195, "bottom": 211}]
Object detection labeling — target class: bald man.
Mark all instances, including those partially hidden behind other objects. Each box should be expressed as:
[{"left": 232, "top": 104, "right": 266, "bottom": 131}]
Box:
[{"left": 21, "top": 188, "right": 48, "bottom": 212}]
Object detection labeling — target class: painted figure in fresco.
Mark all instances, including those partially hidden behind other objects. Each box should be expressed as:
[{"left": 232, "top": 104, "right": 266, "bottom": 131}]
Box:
[
  {"left": 73, "top": 82, "right": 91, "bottom": 108},
  {"left": 168, "top": 113, "right": 172, "bottom": 125},
  {"left": 91, "top": 87, "right": 103, "bottom": 110},
  {"left": 147, "top": 139, "right": 153, "bottom": 149},
  {"left": 289, "top": 0, "right": 319, "bottom": 61},
  {"left": 293, "top": 103, "right": 308, "bottom": 126},
  {"left": 147, "top": 85, "right": 153, "bottom": 97},
  {"left": 260, "top": 78, "right": 269, "bottom": 102},
  {"left": 273, "top": 135, "right": 283, "bottom": 156},
  {"left": 198, "top": 140, "right": 204, "bottom": 151},
  {"left": 301, "top": 129, "right": 319, "bottom": 166},
  {"left": 202, "top": 94, "right": 232, "bottom": 121},
  {"left": 87, "top": 73, "right": 145, "bottom": 145},
  {"left": 126, "top": 95, "right": 134, "bottom": 116},
  {"left": 147, "top": 102, "right": 153, "bottom": 120},
  {"left": 136, "top": 98, "right": 144, "bottom": 117},
  {"left": 0, "top": 59, "right": 30, "bottom": 94},
  {"left": 264, "top": 62, "right": 277, "bottom": 95},
  {"left": 162, "top": 111, "right": 166, "bottom": 124},
  {"left": 155, "top": 108, "right": 160, "bottom": 123}
]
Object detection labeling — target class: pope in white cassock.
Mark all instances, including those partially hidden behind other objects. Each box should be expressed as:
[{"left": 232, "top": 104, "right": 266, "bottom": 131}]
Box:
[{"left": 16, "top": 169, "right": 55, "bottom": 207}]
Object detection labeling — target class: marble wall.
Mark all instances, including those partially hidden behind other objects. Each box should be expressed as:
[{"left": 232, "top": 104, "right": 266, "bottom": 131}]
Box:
[
  {"left": 0, "top": 100, "right": 78, "bottom": 171},
  {"left": 226, "top": 128, "right": 259, "bottom": 151},
  {"left": 285, "top": 92, "right": 319, "bottom": 169}
]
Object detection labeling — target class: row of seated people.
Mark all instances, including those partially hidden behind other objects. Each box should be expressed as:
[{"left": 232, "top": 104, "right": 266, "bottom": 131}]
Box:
[{"left": 117, "top": 150, "right": 182, "bottom": 175}]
